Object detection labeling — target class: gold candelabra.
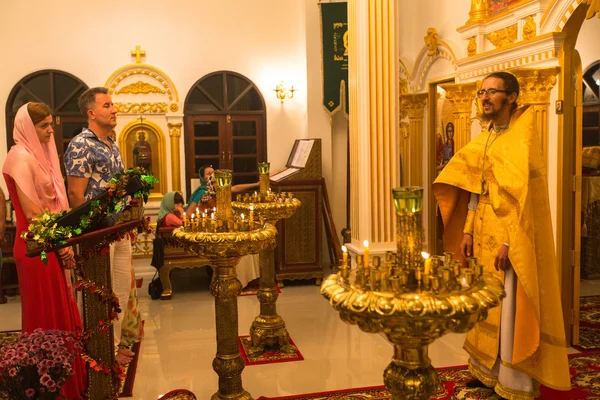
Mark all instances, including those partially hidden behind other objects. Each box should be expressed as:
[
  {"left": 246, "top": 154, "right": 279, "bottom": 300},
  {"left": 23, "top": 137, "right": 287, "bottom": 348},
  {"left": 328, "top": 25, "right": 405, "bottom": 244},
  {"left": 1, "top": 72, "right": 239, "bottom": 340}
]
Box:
[
  {"left": 321, "top": 187, "right": 505, "bottom": 400},
  {"left": 173, "top": 169, "right": 277, "bottom": 400},
  {"left": 232, "top": 162, "right": 301, "bottom": 356}
]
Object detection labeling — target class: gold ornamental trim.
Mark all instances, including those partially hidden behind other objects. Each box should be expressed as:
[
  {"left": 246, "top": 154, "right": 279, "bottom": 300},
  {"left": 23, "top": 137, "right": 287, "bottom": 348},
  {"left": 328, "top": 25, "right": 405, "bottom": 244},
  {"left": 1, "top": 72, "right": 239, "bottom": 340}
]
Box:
[
  {"left": 321, "top": 271, "right": 504, "bottom": 337},
  {"left": 424, "top": 28, "right": 439, "bottom": 56},
  {"left": 167, "top": 123, "right": 182, "bottom": 137},
  {"left": 400, "top": 93, "right": 428, "bottom": 119},
  {"left": 584, "top": 0, "right": 600, "bottom": 19},
  {"left": 232, "top": 199, "right": 302, "bottom": 222},
  {"left": 486, "top": 24, "right": 518, "bottom": 48},
  {"left": 172, "top": 224, "right": 278, "bottom": 260},
  {"left": 115, "top": 81, "right": 166, "bottom": 95},
  {"left": 522, "top": 15, "right": 537, "bottom": 41},
  {"left": 114, "top": 102, "right": 168, "bottom": 114},
  {"left": 467, "top": 37, "right": 477, "bottom": 57},
  {"left": 509, "top": 67, "right": 560, "bottom": 105},
  {"left": 439, "top": 82, "right": 478, "bottom": 114},
  {"left": 104, "top": 63, "right": 179, "bottom": 101},
  {"left": 170, "top": 103, "right": 179, "bottom": 112}
]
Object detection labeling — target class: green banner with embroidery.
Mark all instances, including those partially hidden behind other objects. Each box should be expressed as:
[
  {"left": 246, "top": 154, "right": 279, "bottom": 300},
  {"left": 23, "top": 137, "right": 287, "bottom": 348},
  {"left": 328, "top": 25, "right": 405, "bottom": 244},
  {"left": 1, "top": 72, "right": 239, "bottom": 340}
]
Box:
[{"left": 321, "top": 2, "right": 348, "bottom": 115}]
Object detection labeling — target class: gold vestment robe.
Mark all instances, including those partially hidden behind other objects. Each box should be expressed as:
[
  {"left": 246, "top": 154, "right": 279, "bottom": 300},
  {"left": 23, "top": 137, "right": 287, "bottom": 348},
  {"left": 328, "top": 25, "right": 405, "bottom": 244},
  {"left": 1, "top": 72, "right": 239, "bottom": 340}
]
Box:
[{"left": 433, "top": 106, "right": 571, "bottom": 391}]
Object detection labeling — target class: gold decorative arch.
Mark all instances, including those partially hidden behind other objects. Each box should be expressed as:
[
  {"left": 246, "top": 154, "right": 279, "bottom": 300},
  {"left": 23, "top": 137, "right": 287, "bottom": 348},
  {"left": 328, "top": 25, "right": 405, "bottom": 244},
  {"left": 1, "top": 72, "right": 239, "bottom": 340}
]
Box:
[
  {"left": 104, "top": 63, "right": 180, "bottom": 113},
  {"left": 410, "top": 38, "right": 458, "bottom": 91},
  {"left": 118, "top": 118, "right": 168, "bottom": 199}
]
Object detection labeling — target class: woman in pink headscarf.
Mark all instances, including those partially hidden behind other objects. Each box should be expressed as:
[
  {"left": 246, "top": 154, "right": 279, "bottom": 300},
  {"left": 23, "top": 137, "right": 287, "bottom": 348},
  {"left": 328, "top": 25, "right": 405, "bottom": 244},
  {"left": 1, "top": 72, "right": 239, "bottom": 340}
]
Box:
[{"left": 3, "top": 103, "right": 86, "bottom": 398}]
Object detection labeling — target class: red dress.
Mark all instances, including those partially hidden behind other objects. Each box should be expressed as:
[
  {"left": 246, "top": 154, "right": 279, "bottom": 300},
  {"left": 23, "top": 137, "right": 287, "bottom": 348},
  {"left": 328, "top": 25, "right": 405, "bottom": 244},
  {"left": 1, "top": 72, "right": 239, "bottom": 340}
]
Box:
[{"left": 5, "top": 174, "right": 86, "bottom": 399}]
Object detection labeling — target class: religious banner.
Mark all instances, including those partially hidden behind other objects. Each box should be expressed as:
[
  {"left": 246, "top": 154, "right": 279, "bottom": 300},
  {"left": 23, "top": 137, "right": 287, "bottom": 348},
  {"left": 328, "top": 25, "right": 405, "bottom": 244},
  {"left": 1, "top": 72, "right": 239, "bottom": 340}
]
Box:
[{"left": 321, "top": 2, "right": 348, "bottom": 115}]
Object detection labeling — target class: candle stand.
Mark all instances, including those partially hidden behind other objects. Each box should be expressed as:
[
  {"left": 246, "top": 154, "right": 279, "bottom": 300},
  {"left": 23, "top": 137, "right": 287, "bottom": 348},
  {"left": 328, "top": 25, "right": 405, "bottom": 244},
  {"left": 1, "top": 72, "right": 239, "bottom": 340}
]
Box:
[
  {"left": 321, "top": 187, "right": 505, "bottom": 400},
  {"left": 232, "top": 162, "right": 301, "bottom": 356},
  {"left": 173, "top": 170, "right": 277, "bottom": 400}
]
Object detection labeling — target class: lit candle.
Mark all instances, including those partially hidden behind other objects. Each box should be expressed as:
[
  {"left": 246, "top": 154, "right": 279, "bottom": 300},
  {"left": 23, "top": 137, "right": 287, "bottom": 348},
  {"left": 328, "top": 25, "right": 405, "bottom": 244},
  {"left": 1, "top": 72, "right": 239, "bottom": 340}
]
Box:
[
  {"left": 196, "top": 207, "right": 200, "bottom": 215},
  {"left": 341, "top": 245, "right": 348, "bottom": 267},
  {"left": 241, "top": 213, "right": 245, "bottom": 231},
  {"left": 201, "top": 212, "right": 206, "bottom": 229},
  {"left": 363, "top": 240, "right": 370, "bottom": 268},
  {"left": 183, "top": 212, "right": 188, "bottom": 229},
  {"left": 421, "top": 251, "right": 431, "bottom": 275},
  {"left": 211, "top": 213, "right": 217, "bottom": 232},
  {"left": 190, "top": 213, "right": 195, "bottom": 231},
  {"left": 249, "top": 205, "right": 255, "bottom": 224}
]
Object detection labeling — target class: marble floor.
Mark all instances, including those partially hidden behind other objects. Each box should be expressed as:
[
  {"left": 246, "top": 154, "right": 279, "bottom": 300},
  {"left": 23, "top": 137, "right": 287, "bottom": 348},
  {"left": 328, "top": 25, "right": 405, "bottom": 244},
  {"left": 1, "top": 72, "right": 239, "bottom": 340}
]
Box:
[{"left": 1, "top": 268, "right": 599, "bottom": 399}]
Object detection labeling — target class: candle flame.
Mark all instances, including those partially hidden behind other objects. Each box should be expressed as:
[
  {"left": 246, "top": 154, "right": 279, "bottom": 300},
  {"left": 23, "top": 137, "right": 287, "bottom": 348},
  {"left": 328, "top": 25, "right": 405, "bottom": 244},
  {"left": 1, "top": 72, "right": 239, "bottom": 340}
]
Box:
[
  {"left": 211, "top": 213, "right": 215, "bottom": 220},
  {"left": 342, "top": 245, "right": 347, "bottom": 253},
  {"left": 363, "top": 240, "right": 369, "bottom": 248},
  {"left": 190, "top": 213, "right": 195, "bottom": 219},
  {"left": 241, "top": 213, "right": 245, "bottom": 220},
  {"left": 421, "top": 251, "right": 430, "bottom": 259},
  {"left": 249, "top": 205, "right": 254, "bottom": 211}
]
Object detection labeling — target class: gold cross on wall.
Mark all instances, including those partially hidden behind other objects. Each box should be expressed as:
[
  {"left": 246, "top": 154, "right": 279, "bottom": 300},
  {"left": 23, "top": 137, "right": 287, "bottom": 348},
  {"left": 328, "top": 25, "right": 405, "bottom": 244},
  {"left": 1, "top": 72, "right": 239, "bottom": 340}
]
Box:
[{"left": 131, "top": 45, "right": 146, "bottom": 63}]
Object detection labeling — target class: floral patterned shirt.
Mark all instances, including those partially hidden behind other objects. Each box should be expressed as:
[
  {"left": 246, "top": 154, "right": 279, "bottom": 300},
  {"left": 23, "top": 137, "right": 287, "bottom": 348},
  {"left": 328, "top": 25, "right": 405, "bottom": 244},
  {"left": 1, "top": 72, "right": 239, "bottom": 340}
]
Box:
[{"left": 64, "top": 128, "right": 125, "bottom": 200}]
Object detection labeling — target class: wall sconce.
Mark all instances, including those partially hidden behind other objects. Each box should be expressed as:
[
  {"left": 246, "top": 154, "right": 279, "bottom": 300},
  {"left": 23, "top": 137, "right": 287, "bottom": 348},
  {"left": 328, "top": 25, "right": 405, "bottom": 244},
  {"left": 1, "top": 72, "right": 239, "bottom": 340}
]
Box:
[{"left": 274, "top": 81, "right": 295, "bottom": 103}]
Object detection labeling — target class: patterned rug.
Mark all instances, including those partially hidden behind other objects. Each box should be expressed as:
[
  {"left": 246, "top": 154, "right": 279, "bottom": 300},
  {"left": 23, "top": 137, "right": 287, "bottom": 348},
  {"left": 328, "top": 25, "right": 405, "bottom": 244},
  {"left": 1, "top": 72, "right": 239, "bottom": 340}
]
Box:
[
  {"left": 257, "top": 350, "right": 600, "bottom": 399},
  {"left": 575, "top": 295, "right": 600, "bottom": 351},
  {"left": 238, "top": 335, "right": 304, "bottom": 366},
  {"left": 239, "top": 282, "right": 281, "bottom": 297}
]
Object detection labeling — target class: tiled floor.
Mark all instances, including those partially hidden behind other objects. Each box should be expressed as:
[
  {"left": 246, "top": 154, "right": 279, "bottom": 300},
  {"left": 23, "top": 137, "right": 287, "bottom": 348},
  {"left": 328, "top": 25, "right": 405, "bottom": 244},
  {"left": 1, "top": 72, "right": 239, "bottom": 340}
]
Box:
[{"left": 1, "top": 268, "right": 599, "bottom": 399}]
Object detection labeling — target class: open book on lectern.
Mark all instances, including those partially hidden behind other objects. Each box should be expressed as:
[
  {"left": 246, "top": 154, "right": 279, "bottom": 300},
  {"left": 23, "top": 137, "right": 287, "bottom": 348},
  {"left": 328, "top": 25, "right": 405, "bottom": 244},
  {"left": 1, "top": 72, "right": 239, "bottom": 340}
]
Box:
[{"left": 270, "top": 139, "right": 315, "bottom": 182}]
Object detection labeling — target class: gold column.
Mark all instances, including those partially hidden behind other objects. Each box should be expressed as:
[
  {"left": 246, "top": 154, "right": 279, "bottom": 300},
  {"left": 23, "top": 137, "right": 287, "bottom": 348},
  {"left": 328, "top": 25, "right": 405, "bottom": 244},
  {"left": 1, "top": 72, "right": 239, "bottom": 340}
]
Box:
[
  {"left": 168, "top": 123, "right": 182, "bottom": 192},
  {"left": 440, "top": 83, "right": 478, "bottom": 153},
  {"left": 401, "top": 94, "right": 428, "bottom": 186},
  {"left": 467, "top": 0, "right": 489, "bottom": 24},
  {"left": 348, "top": 0, "right": 398, "bottom": 245},
  {"left": 510, "top": 67, "right": 560, "bottom": 162}
]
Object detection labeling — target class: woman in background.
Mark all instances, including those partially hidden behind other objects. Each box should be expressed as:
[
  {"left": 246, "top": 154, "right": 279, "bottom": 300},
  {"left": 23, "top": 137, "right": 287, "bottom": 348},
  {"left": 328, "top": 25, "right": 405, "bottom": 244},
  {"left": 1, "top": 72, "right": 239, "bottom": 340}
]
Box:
[
  {"left": 2, "top": 102, "right": 86, "bottom": 399},
  {"left": 158, "top": 191, "right": 185, "bottom": 227}
]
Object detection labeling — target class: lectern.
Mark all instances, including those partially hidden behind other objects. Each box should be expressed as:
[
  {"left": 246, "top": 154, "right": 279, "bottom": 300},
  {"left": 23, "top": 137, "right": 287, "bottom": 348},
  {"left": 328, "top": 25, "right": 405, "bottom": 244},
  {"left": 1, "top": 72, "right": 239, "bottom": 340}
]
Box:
[{"left": 270, "top": 138, "right": 324, "bottom": 285}]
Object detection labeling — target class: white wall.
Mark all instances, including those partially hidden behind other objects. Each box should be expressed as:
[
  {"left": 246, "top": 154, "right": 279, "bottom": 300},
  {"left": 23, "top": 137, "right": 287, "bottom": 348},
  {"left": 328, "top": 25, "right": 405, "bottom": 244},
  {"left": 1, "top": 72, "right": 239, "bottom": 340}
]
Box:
[
  {"left": 0, "top": 0, "right": 310, "bottom": 192},
  {"left": 577, "top": 18, "right": 600, "bottom": 73}
]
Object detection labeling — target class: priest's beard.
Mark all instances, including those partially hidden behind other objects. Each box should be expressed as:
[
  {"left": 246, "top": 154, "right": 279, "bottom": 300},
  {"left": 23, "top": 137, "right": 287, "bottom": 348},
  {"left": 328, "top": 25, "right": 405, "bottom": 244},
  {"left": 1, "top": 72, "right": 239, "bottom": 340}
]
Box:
[{"left": 479, "top": 97, "right": 508, "bottom": 122}]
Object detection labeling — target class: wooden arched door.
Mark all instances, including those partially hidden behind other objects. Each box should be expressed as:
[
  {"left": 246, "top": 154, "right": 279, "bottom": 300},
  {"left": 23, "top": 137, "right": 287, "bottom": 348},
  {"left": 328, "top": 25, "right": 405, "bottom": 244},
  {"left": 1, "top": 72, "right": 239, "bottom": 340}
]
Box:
[
  {"left": 184, "top": 71, "right": 267, "bottom": 195},
  {"left": 5, "top": 70, "right": 89, "bottom": 169}
]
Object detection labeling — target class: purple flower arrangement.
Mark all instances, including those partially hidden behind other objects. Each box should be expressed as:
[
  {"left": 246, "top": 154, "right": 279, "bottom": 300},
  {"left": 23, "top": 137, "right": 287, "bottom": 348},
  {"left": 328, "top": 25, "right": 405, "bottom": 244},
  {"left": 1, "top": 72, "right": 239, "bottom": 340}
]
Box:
[{"left": 0, "top": 329, "right": 81, "bottom": 399}]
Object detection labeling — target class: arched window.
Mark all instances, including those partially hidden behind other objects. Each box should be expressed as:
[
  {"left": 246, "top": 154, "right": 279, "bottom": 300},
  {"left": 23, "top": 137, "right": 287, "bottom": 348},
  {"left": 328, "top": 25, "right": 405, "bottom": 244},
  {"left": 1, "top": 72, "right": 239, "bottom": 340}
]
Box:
[
  {"left": 184, "top": 71, "right": 266, "bottom": 195},
  {"left": 5, "top": 70, "right": 89, "bottom": 166}
]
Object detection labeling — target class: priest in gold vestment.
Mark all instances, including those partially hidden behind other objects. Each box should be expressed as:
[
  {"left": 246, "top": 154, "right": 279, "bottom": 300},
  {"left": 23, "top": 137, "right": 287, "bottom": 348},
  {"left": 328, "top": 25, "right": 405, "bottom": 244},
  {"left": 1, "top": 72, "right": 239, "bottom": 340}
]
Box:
[{"left": 433, "top": 72, "right": 571, "bottom": 399}]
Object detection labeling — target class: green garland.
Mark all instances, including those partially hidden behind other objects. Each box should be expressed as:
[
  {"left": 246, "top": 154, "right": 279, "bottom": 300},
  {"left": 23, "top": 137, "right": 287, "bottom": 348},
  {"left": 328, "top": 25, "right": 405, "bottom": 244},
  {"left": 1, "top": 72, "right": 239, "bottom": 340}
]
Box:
[{"left": 22, "top": 167, "right": 158, "bottom": 263}]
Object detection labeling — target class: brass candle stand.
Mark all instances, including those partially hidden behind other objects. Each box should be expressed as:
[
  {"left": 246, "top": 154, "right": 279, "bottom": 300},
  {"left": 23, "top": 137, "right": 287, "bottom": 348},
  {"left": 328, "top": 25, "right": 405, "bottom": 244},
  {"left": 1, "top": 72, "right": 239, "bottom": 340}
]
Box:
[
  {"left": 232, "top": 162, "right": 301, "bottom": 356},
  {"left": 321, "top": 187, "right": 505, "bottom": 400},
  {"left": 173, "top": 169, "right": 277, "bottom": 400}
]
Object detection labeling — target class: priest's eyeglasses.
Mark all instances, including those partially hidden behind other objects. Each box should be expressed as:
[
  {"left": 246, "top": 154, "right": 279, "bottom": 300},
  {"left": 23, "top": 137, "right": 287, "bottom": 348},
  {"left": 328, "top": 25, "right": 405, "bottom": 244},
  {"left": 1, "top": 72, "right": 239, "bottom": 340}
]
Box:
[{"left": 477, "top": 88, "right": 509, "bottom": 97}]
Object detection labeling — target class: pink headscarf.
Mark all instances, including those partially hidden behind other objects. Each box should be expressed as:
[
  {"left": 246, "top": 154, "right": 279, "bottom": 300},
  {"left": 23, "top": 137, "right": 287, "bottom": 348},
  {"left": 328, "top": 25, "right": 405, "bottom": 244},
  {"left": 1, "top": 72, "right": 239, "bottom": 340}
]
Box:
[{"left": 3, "top": 103, "right": 69, "bottom": 213}]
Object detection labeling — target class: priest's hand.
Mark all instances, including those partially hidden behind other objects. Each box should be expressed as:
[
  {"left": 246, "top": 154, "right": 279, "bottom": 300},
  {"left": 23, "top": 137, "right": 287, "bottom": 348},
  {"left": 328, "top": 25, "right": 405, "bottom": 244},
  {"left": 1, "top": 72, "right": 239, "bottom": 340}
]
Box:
[
  {"left": 494, "top": 244, "right": 510, "bottom": 271},
  {"left": 460, "top": 233, "right": 473, "bottom": 259}
]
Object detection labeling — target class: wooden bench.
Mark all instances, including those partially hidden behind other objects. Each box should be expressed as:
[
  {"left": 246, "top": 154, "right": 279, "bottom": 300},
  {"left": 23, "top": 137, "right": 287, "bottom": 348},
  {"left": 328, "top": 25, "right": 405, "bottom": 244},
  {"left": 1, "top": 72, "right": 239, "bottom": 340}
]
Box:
[{"left": 156, "top": 226, "right": 212, "bottom": 300}]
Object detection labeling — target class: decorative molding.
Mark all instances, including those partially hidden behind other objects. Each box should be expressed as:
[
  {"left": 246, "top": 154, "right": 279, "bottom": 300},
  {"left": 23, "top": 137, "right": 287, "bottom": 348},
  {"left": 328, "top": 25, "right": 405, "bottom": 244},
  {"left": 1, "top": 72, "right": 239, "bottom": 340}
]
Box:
[
  {"left": 167, "top": 122, "right": 182, "bottom": 137},
  {"left": 523, "top": 15, "right": 537, "bottom": 40},
  {"left": 104, "top": 63, "right": 179, "bottom": 102},
  {"left": 115, "top": 81, "right": 166, "bottom": 95},
  {"left": 170, "top": 103, "right": 179, "bottom": 112},
  {"left": 510, "top": 66, "right": 560, "bottom": 105},
  {"left": 467, "top": 0, "right": 489, "bottom": 25},
  {"left": 486, "top": 24, "right": 518, "bottom": 48},
  {"left": 424, "top": 28, "right": 439, "bottom": 56},
  {"left": 401, "top": 93, "right": 428, "bottom": 119},
  {"left": 543, "top": 0, "right": 586, "bottom": 33},
  {"left": 410, "top": 39, "right": 458, "bottom": 92},
  {"left": 440, "top": 82, "right": 477, "bottom": 114},
  {"left": 468, "top": 37, "right": 477, "bottom": 56},
  {"left": 114, "top": 102, "right": 169, "bottom": 114},
  {"left": 456, "top": 32, "right": 565, "bottom": 80}
]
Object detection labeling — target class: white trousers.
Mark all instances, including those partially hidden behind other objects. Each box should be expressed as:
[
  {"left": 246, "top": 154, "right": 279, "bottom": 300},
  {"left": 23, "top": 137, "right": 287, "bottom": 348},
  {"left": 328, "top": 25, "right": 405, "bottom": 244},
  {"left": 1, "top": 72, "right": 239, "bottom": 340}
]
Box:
[
  {"left": 470, "top": 266, "right": 538, "bottom": 399},
  {"left": 110, "top": 237, "right": 132, "bottom": 352}
]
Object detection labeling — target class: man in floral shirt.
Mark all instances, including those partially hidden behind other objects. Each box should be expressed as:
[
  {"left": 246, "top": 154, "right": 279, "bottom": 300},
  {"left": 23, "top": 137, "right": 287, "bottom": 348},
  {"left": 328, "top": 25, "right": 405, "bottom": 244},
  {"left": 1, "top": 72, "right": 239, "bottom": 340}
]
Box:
[{"left": 64, "top": 87, "right": 136, "bottom": 365}]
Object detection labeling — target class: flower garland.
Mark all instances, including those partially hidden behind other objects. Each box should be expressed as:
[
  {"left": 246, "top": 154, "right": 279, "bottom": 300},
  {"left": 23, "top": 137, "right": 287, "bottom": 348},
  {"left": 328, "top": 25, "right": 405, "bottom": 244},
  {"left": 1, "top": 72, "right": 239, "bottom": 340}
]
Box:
[
  {"left": 22, "top": 167, "right": 158, "bottom": 263},
  {"left": 19, "top": 167, "right": 156, "bottom": 398}
]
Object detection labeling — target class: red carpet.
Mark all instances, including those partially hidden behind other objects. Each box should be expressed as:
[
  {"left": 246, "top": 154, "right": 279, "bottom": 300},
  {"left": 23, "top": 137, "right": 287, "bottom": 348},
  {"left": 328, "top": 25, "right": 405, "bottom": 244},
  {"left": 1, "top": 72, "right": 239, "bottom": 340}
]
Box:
[
  {"left": 257, "top": 350, "right": 600, "bottom": 399},
  {"left": 238, "top": 335, "right": 304, "bottom": 366},
  {"left": 118, "top": 340, "right": 142, "bottom": 397}
]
